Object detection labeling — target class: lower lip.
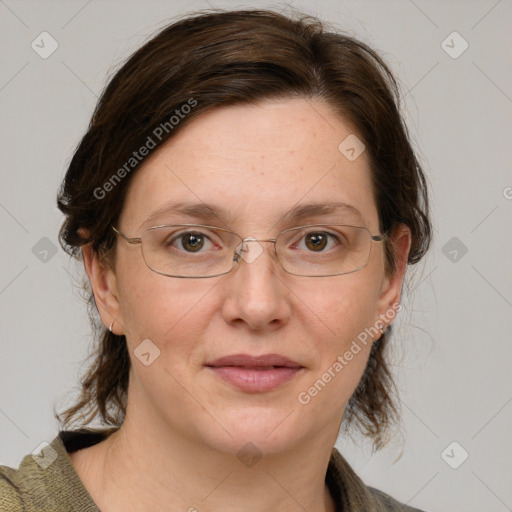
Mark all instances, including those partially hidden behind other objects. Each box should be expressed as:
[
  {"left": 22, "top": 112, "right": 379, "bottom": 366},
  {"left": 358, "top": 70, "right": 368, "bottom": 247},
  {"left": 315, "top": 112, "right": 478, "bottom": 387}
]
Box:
[{"left": 207, "top": 366, "right": 302, "bottom": 393}]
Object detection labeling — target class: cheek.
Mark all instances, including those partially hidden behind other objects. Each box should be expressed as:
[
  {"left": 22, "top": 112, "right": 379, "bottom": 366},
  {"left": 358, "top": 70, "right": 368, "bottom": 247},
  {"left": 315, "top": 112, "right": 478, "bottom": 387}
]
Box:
[
  {"left": 291, "top": 277, "right": 379, "bottom": 399},
  {"left": 295, "top": 284, "right": 376, "bottom": 416},
  {"left": 291, "top": 274, "right": 380, "bottom": 344},
  {"left": 115, "top": 253, "right": 218, "bottom": 359}
]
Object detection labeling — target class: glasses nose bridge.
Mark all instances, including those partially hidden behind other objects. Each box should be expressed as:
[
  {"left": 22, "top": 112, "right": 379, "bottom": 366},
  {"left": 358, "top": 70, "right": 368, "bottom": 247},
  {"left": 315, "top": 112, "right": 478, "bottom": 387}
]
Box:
[
  {"left": 240, "top": 237, "right": 278, "bottom": 253},
  {"left": 242, "top": 236, "right": 277, "bottom": 244},
  {"left": 233, "top": 236, "right": 278, "bottom": 266}
]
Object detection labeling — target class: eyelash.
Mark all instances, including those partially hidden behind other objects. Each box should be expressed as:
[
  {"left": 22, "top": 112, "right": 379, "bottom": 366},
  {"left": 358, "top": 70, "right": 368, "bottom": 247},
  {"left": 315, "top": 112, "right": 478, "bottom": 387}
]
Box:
[{"left": 166, "top": 229, "right": 344, "bottom": 253}]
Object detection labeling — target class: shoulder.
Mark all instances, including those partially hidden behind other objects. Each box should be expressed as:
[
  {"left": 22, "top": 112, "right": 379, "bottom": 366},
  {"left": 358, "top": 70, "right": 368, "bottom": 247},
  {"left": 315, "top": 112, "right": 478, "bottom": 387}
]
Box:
[
  {"left": 0, "top": 430, "right": 112, "bottom": 512},
  {"left": 0, "top": 463, "right": 23, "bottom": 512},
  {"left": 1, "top": 435, "right": 80, "bottom": 512},
  {"left": 0, "top": 442, "right": 61, "bottom": 512},
  {"left": 327, "top": 447, "right": 427, "bottom": 512}
]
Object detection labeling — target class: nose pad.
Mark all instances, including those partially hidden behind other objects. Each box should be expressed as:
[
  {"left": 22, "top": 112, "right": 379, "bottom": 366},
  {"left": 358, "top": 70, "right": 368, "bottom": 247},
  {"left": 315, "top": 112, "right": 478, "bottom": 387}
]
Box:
[{"left": 234, "top": 238, "right": 265, "bottom": 264}]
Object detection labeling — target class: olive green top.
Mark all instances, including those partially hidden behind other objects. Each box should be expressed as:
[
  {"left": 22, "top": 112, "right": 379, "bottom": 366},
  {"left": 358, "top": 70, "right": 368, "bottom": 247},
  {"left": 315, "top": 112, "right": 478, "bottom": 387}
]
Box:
[{"left": 1, "top": 429, "right": 425, "bottom": 511}]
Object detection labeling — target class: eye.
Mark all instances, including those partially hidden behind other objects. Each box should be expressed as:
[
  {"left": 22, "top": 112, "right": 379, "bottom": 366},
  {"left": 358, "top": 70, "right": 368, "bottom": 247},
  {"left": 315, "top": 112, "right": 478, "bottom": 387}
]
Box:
[
  {"left": 171, "top": 231, "right": 214, "bottom": 253},
  {"left": 298, "top": 231, "right": 339, "bottom": 252},
  {"left": 304, "top": 232, "right": 328, "bottom": 251}
]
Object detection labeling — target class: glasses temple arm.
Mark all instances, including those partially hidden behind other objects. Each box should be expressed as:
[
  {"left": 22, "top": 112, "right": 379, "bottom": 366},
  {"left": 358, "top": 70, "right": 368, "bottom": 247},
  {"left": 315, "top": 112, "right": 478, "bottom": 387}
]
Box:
[{"left": 111, "top": 225, "right": 142, "bottom": 245}]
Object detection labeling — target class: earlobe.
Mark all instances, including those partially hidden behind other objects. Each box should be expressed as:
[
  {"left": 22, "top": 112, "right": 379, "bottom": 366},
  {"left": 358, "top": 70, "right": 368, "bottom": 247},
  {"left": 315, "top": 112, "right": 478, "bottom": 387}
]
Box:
[{"left": 81, "top": 243, "right": 124, "bottom": 335}]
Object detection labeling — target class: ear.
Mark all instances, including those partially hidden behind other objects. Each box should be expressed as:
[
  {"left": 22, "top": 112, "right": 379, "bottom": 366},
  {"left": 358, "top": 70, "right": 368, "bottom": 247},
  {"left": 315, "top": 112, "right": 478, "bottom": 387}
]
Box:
[
  {"left": 375, "top": 224, "right": 411, "bottom": 329},
  {"left": 81, "top": 243, "right": 124, "bottom": 335}
]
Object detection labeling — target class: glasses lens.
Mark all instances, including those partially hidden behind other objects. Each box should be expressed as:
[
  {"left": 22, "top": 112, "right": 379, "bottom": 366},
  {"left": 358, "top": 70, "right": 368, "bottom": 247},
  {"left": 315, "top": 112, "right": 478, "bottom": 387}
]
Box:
[
  {"left": 276, "top": 225, "right": 373, "bottom": 276},
  {"left": 140, "top": 225, "right": 241, "bottom": 277}
]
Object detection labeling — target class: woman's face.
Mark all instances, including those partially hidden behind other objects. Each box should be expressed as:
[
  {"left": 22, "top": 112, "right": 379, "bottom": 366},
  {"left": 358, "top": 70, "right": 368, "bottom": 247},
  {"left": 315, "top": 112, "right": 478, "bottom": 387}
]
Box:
[{"left": 96, "top": 98, "right": 407, "bottom": 455}]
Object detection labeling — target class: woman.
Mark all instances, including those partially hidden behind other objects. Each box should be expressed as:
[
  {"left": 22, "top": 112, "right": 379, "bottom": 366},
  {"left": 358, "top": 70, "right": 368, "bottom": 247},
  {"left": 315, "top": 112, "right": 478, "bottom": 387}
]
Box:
[{"left": 1, "top": 9, "right": 431, "bottom": 511}]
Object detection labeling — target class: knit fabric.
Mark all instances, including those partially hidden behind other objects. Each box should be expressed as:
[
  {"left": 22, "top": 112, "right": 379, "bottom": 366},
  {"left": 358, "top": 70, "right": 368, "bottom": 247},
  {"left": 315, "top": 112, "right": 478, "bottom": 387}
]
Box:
[{"left": 1, "top": 430, "right": 425, "bottom": 511}]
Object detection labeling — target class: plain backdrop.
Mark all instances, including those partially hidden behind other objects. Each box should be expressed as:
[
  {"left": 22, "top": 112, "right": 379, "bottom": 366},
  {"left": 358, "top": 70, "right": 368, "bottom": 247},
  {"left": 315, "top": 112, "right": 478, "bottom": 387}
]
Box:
[{"left": 1, "top": 1, "right": 511, "bottom": 511}]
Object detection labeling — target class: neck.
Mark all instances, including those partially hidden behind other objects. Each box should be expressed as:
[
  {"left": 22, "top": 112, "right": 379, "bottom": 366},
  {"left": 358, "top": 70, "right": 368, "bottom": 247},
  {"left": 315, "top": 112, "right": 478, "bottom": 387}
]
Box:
[{"left": 73, "top": 401, "right": 338, "bottom": 512}]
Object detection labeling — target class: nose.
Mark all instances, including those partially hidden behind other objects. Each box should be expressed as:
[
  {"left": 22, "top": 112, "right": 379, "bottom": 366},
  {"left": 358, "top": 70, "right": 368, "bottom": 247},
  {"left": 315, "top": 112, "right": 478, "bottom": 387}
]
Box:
[{"left": 221, "top": 239, "right": 291, "bottom": 331}]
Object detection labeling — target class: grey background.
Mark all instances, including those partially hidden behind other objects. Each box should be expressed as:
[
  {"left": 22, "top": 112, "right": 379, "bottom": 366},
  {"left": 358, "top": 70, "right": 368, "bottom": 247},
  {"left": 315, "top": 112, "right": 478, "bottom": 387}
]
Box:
[{"left": 1, "top": 1, "right": 511, "bottom": 511}]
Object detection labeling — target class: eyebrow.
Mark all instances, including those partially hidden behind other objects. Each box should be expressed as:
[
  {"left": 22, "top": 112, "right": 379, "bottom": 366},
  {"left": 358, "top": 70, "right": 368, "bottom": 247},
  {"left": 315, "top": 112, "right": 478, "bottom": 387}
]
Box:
[
  {"left": 140, "top": 200, "right": 364, "bottom": 229},
  {"left": 282, "top": 202, "right": 364, "bottom": 224},
  {"left": 140, "top": 201, "right": 233, "bottom": 229}
]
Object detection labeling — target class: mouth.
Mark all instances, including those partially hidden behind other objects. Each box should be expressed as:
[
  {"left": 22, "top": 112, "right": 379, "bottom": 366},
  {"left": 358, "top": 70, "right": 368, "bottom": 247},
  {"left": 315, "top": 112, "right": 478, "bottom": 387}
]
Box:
[{"left": 205, "top": 354, "right": 304, "bottom": 393}]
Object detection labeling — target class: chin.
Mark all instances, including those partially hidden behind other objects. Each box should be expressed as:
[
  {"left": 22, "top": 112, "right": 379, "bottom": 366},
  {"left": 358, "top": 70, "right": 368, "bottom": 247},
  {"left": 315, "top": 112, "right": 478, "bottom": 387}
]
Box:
[{"left": 195, "top": 403, "right": 313, "bottom": 458}]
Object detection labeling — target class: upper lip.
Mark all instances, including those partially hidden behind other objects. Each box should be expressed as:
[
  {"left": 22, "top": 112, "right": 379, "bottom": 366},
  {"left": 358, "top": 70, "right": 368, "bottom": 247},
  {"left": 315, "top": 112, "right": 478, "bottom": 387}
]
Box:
[{"left": 206, "top": 354, "right": 303, "bottom": 368}]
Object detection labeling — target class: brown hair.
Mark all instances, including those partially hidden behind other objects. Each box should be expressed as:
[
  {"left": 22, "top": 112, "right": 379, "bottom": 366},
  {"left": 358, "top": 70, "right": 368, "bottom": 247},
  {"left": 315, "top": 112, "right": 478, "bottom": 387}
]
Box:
[{"left": 56, "top": 9, "right": 431, "bottom": 449}]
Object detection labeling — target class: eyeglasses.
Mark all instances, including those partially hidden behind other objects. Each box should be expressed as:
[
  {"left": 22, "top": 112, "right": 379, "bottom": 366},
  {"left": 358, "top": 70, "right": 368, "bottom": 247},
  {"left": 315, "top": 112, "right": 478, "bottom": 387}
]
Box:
[{"left": 112, "top": 223, "right": 387, "bottom": 278}]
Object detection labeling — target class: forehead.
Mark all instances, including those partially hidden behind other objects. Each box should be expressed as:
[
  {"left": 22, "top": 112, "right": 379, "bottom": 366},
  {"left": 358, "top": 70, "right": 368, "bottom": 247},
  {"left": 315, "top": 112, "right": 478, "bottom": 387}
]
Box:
[{"left": 120, "top": 98, "right": 378, "bottom": 232}]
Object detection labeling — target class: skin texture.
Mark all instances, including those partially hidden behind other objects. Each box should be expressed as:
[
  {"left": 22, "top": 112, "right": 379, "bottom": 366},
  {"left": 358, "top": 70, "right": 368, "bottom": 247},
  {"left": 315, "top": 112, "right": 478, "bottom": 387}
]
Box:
[{"left": 71, "top": 98, "right": 411, "bottom": 512}]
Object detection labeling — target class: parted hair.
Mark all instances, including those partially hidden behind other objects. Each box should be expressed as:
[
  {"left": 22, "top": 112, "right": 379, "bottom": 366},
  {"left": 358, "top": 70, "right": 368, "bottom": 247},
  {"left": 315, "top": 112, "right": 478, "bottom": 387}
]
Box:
[{"left": 56, "top": 8, "right": 431, "bottom": 449}]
